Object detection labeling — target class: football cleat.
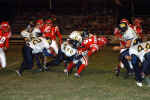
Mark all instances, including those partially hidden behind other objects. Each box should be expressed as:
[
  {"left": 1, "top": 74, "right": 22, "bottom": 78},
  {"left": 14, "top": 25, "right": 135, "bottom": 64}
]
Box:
[
  {"left": 16, "top": 70, "right": 22, "bottom": 77},
  {"left": 74, "top": 73, "right": 80, "bottom": 78},
  {"left": 136, "top": 82, "right": 143, "bottom": 87},
  {"left": 114, "top": 68, "right": 120, "bottom": 77},
  {"left": 43, "top": 65, "right": 49, "bottom": 72}
]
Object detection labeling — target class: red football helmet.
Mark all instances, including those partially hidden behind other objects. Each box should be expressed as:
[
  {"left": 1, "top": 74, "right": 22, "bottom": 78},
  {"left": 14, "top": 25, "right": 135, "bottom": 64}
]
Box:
[
  {"left": 45, "top": 19, "right": 53, "bottom": 24},
  {"left": 1, "top": 21, "right": 9, "bottom": 29},
  {"left": 120, "top": 18, "right": 129, "bottom": 25},
  {"left": 36, "top": 19, "right": 44, "bottom": 25}
]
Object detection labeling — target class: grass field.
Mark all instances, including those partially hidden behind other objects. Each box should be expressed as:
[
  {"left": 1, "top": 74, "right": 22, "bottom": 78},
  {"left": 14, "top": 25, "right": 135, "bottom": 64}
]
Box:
[{"left": 0, "top": 45, "right": 150, "bottom": 100}]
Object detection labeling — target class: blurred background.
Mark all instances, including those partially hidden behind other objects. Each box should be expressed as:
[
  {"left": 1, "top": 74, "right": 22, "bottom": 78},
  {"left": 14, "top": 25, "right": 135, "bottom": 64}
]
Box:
[{"left": 0, "top": 0, "right": 150, "bottom": 35}]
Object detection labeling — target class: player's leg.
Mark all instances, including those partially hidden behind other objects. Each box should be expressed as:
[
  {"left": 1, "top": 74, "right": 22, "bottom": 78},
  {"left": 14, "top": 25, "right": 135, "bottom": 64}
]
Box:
[
  {"left": 0, "top": 48, "right": 6, "bottom": 69},
  {"left": 46, "top": 48, "right": 64, "bottom": 67},
  {"left": 64, "top": 61, "right": 75, "bottom": 74},
  {"left": 131, "top": 54, "right": 143, "bottom": 87},
  {"left": 16, "top": 45, "right": 33, "bottom": 76},
  {"left": 142, "top": 52, "right": 150, "bottom": 86},
  {"left": 120, "top": 49, "right": 132, "bottom": 77},
  {"left": 75, "top": 56, "right": 88, "bottom": 77},
  {"left": 88, "top": 46, "right": 98, "bottom": 56},
  {"left": 34, "top": 53, "right": 43, "bottom": 72},
  {"left": 51, "top": 40, "right": 58, "bottom": 54}
]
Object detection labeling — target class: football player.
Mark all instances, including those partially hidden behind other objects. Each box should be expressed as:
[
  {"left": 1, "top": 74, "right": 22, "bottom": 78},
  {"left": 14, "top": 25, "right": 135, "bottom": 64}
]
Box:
[
  {"left": 113, "top": 22, "right": 141, "bottom": 77},
  {"left": 0, "top": 21, "right": 11, "bottom": 69},
  {"left": 128, "top": 41, "right": 150, "bottom": 87},
  {"left": 64, "top": 46, "right": 88, "bottom": 78},
  {"left": 81, "top": 32, "right": 99, "bottom": 56},
  {"left": 16, "top": 37, "right": 54, "bottom": 76},
  {"left": 132, "top": 18, "right": 143, "bottom": 40},
  {"left": 69, "top": 31, "right": 83, "bottom": 43},
  {"left": 42, "top": 19, "right": 62, "bottom": 54}
]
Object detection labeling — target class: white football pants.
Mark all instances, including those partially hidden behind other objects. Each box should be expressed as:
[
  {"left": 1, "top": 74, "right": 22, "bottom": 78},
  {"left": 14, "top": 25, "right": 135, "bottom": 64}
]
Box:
[{"left": 0, "top": 48, "right": 6, "bottom": 68}]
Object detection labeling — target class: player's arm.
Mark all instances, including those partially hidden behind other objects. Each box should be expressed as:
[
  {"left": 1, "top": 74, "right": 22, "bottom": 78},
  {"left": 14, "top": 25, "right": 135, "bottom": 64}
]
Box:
[
  {"left": 4, "top": 38, "right": 9, "bottom": 50},
  {"left": 55, "top": 26, "right": 62, "bottom": 44},
  {"left": 125, "top": 39, "right": 132, "bottom": 48},
  {"left": 112, "top": 44, "right": 125, "bottom": 51}
]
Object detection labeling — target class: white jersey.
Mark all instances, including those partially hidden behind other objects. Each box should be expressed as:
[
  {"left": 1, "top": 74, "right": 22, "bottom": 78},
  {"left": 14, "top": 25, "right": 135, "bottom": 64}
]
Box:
[
  {"left": 21, "top": 30, "right": 32, "bottom": 39},
  {"left": 32, "top": 27, "right": 41, "bottom": 37},
  {"left": 21, "top": 27, "right": 41, "bottom": 41},
  {"left": 129, "top": 41, "right": 150, "bottom": 62},
  {"left": 120, "top": 26, "right": 138, "bottom": 53},
  {"left": 122, "top": 27, "right": 137, "bottom": 42},
  {"left": 61, "top": 41, "right": 77, "bottom": 57},
  {"left": 69, "top": 31, "right": 82, "bottom": 43},
  {"left": 64, "top": 44, "right": 77, "bottom": 57},
  {"left": 28, "top": 37, "right": 50, "bottom": 54},
  {"left": 61, "top": 41, "right": 68, "bottom": 53}
]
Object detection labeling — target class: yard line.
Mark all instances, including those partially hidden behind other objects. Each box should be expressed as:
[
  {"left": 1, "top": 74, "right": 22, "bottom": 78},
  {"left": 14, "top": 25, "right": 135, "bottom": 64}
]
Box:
[{"left": 7, "top": 61, "right": 19, "bottom": 67}]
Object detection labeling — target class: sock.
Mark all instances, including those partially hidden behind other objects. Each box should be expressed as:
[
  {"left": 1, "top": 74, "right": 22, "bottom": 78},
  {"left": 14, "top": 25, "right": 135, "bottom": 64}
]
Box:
[
  {"left": 67, "top": 62, "right": 74, "bottom": 71},
  {"left": 77, "top": 64, "right": 85, "bottom": 75}
]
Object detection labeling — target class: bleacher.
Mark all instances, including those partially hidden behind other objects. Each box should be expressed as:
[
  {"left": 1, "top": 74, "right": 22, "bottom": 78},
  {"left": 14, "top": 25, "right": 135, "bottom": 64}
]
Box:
[{"left": 9, "top": 9, "right": 150, "bottom": 44}]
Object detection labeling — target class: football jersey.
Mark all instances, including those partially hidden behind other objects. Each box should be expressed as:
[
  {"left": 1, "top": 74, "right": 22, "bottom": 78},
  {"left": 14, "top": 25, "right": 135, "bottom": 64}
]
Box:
[
  {"left": 129, "top": 41, "right": 150, "bottom": 62},
  {"left": 64, "top": 44, "right": 77, "bottom": 57},
  {"left": 21, "top": 30, "right": 32, "bottom": 39},
  {"left": 122, "top": 27, "right": 137, "bottom": 42},
  {"left": 0, "top": 30, "right": 9, "bottom": 48},
  {"left": 61, "top": 41, "right": 68, "bottom": 53},
  {"left": 42, "top": 25, "right": 62, "bottom": 41},
  {"left": 32, "top": 27, "right": 41, "bottom": 37},
  {"left": 28, "top": 37, "right": 50, "bottom": 54},
  {"left": 120, "top": 26, "right": 138, "bottom": 53}
]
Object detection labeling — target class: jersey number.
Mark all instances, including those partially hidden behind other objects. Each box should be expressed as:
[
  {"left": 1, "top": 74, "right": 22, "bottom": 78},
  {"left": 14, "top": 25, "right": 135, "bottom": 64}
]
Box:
[
  {"left": 33, "top": 38, "right": 42, "bottom": 45},
  {"left": 137, "top": 43, "right": 150, "bottom": 52}
]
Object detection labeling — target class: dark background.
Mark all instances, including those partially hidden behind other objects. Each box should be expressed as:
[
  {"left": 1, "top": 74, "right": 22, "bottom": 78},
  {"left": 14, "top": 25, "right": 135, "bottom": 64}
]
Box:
[
  {"left": 0, "top": 0, "right": 149, "bottom": 34},
  {"left": 0, "top": 0, "right": 149, "bottom": 20}
]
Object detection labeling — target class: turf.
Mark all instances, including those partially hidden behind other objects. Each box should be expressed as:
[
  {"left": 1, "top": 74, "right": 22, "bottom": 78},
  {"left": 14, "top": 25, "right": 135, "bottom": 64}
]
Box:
[{"left": 0, "top": 45, "right": 150, "bottom": 100}]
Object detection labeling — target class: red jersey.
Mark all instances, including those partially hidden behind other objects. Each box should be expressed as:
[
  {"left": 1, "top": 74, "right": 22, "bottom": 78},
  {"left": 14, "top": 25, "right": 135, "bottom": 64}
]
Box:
[
  {"left": 97, "top": 36, "right": 107, "bottom": 47},
  {"left": 81, "top": 35, "right": 98, "bottom": 50},
  {"left": 42, "top": 25, "right": 62, "bottom": 44},
  {"left": 0, "top": 30, "right": 10, "bottom": 48}
]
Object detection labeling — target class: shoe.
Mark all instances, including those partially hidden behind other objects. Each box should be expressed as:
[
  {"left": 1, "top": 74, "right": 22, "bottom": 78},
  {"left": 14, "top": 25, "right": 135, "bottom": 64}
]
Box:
[
  {"left": 16, "top": 70, "right": 22, "bottom": 77},
  {"left": 114, "top": 68, "right": 120, "bottom": 77},
  {"left": 43, "top": 66, "right": 49, "bottom": 71},
  {"left": 136, "top": 82, "right": 143, "bottom": 87},
  {"left": 74, "top": 73, "right": 80, "bottom": 78}
]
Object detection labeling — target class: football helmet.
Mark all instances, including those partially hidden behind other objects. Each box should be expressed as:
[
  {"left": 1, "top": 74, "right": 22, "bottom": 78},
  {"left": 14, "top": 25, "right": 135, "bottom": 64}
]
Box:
[
  {"left": 36, "top": 19, "right": 44, "bottom": 25},
  {"left": 118, "top": 22, "right": 128, "bottom": 33},
  {"left": 120, "top": 18, "right": 129, "bottom": 25},
  {"left": 82, "top": 28, "right": 89, "bottom": 38},
  {"left": 1, "top": 21, "right": 9, "bottom": 29}
]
